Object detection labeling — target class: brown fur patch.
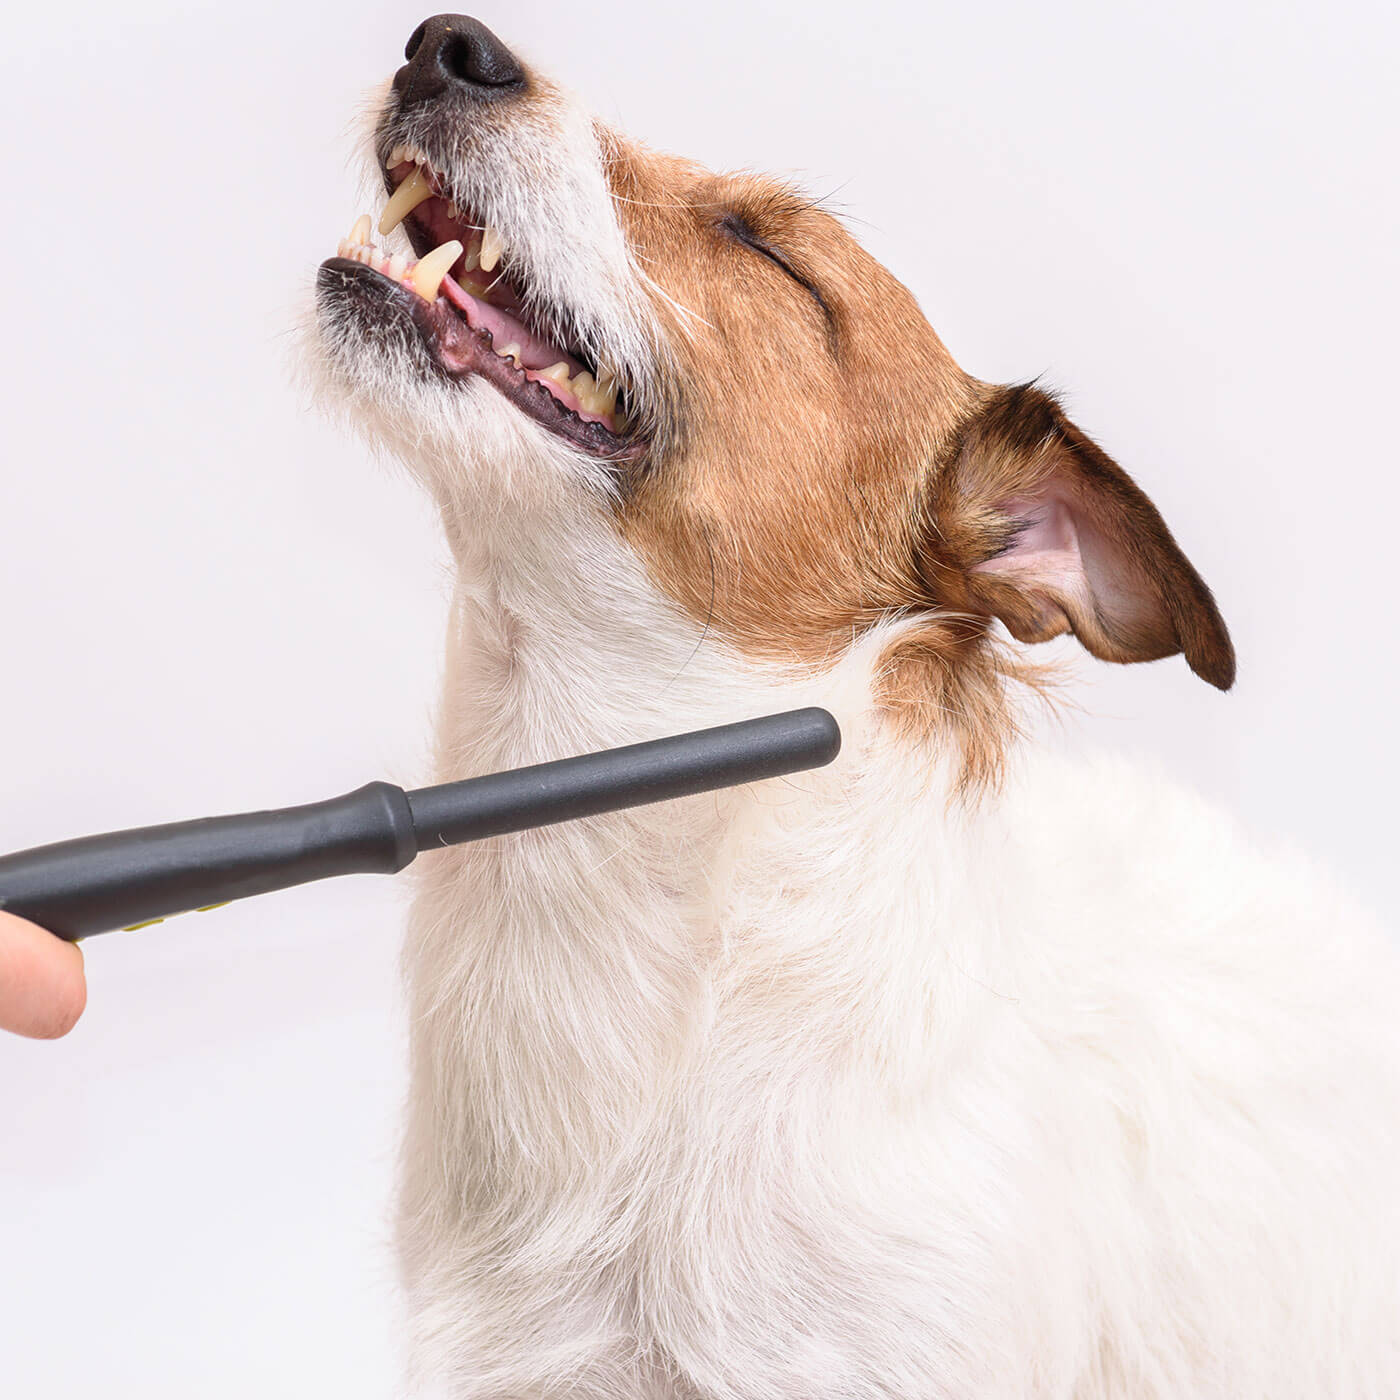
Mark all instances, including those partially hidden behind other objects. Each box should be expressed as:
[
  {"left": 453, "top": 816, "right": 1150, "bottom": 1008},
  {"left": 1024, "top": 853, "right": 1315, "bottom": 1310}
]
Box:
[
  {"left": 602, "top": 135, "right": 977, "bottom": 651},
  {"left": 597, "top": 130, "right": 1232, "bottom": 786}
]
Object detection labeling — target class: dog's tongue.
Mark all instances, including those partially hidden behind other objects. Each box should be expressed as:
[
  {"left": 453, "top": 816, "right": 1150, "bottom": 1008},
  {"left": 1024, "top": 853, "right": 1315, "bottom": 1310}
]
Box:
[{"left": 441, "top": 274, "right": 584, "bottom": 377}]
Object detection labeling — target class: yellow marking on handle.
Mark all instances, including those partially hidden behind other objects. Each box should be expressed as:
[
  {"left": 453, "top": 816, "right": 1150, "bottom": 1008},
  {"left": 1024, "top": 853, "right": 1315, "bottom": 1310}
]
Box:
[{"left": 122, "top": 902, "right": 227, "bottom": 932}]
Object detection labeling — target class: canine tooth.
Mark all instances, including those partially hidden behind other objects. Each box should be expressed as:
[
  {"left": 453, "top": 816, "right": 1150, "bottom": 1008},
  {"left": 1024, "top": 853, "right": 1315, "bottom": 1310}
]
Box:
[
  {"left": 479, "top": 225, "right": 504, "bottom": 273},
  {"left": 409, "top": 240, "right": 463, "bottom": 301},
  {"left": 388, "top": 253, "right": 408, "bottom": 281},
  {"left": 388, "top": 144, "right": 407, "bottom": 166},
  {"left": 379, "top": 166, "right": 433, "bottom": 236},
  {"left": 349, "top": 213, "right": 372, "bottom": 246}
]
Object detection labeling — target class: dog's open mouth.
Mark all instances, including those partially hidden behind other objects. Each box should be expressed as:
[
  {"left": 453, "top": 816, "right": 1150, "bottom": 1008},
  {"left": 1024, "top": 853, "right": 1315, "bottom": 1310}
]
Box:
[{"left": 321, "top": 142, "right": 634, "bottom": 457}]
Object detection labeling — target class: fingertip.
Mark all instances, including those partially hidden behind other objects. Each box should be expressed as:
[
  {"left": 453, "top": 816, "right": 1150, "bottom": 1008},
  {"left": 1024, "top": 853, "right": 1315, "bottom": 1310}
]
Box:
[
  {"left": 0, "top": 913, "right": 90, "bottom": 1039},
  {"left": 38, "top": 945, "right": 88, "bottom": 1039}
]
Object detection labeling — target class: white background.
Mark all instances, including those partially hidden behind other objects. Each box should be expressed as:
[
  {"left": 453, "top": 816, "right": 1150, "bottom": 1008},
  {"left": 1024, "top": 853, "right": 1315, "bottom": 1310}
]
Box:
[{"left": 1, "top": 1, "right": 1395, "bottom": 1394}]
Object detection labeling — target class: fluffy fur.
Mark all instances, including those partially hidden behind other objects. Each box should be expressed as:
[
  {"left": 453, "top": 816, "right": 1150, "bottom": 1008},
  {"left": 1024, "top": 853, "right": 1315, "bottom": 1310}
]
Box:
[{"left": 308, "top": 20, "right": 1400, "bottom": 1398}]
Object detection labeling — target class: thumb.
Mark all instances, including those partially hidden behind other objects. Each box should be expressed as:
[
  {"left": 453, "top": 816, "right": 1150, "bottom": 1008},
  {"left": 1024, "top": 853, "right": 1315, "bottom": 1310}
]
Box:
[{"left": 0, "top": 912, "right": 88, "bottom": 1039}]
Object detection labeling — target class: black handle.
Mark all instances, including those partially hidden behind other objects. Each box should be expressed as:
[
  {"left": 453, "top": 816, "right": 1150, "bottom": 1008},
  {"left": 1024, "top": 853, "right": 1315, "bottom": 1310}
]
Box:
[
  {"left": 407, "top": 707, "right": 842, "bottom": 845},
  {"left": 0, "top": 709, "right": 841, "bottom": 941},
  {"left": 0, "top": 783, "right": 418, "bottom": 941}
]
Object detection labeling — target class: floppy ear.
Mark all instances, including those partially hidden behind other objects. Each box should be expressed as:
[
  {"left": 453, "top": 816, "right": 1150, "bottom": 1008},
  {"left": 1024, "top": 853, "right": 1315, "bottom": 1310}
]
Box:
[{"left": 932, "top": 383, "right": 1235, "bottom": 689}]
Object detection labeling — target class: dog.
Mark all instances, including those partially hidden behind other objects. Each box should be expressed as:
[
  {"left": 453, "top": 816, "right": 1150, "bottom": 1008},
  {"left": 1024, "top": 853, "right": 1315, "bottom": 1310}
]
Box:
[{"left": 309, "top": 14, "right": 1400, "bottom": 1397}]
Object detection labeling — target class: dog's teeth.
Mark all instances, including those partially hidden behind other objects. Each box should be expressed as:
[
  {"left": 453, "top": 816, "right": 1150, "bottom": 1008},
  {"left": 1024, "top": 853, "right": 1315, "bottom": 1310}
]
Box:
[
  {"left": 387, "top": 252, "right": 408, "bottom": 281},
  {"left": 479, "top": 225, "right": 505, "bottom": 273},
  {"left": 459, "top": 241, "right": 481, "bottom": 274},
  {"left": 539, "top": 361, "right": 573, "bottom": 390},
  {"left": 379, "top": 166, "right": 434, "bottom": 236},
  {"left": 498, "top": 341, "right": 522, "bottom": 366},
  {"left": 388, "top": 144, "right": 407, "bottom": 166},
  {"left": 409, "top": 240, "right": 463, "bottom": 302},
  {"left": 572, "top": 370, "right": 619, "bottom": 420},
  {"left": 349, "top": 213, "right": 372, "bottom": 246},
  {"left": 447, "top": 201, "right": 459, "bottom": 221}
]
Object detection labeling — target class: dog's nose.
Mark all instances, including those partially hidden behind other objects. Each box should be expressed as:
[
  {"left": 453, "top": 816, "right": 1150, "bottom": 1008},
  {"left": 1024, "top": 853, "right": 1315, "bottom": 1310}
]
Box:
[{"left": 394, "top": 15, "right": 524, "bottom": 106}]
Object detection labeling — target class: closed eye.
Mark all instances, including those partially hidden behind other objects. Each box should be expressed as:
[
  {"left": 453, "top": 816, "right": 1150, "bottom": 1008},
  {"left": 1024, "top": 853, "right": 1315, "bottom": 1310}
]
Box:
[{"left": 718, "top": 212, "right": 836, "bottom": 340}]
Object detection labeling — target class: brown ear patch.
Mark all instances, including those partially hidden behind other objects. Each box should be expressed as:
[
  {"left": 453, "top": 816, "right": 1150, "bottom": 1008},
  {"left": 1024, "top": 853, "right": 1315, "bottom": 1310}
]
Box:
[{"left": 923, "top": 384, "right": 1236, "bottom": 690}]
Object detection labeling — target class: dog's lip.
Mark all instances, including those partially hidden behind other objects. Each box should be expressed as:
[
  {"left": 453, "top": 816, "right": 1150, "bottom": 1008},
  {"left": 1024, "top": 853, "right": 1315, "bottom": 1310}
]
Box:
[{"left": 318, "top": 256, "right": 645, "bottom": 463}]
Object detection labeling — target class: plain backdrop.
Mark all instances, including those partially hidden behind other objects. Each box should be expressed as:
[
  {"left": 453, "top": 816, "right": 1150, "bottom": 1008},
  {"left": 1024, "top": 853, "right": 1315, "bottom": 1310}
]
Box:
[{"left": 2, "top": 1, "right": 1396, "bottom": 1394}]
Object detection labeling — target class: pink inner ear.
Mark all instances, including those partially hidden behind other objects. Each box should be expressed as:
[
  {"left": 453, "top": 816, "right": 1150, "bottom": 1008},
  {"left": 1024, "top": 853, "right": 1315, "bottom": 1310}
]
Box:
[
  {"left": 972, "top": 494, "right": 1084, "bottom": 592},
  {"left": 971, "top": 490, "right": 1148, "bottom": 636}
]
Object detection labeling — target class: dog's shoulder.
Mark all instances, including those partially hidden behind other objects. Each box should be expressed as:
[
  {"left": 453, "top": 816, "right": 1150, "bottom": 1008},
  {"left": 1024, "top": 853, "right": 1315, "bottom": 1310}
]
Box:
[{"left": 998, "top": 746, "right": 1400, "bottom": 1064}]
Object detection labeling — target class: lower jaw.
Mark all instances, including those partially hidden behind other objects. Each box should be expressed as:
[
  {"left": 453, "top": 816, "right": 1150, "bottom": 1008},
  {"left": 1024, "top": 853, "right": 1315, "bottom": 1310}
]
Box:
[{"left": 318, "top": 257, "right": 642, "bottom": 463}]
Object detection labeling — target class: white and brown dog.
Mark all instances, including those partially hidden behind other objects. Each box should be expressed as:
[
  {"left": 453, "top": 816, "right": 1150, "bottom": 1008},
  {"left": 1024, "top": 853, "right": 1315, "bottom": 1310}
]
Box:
[{"left": 310, "top": 15, "right": 1400, "bottom": 1398}]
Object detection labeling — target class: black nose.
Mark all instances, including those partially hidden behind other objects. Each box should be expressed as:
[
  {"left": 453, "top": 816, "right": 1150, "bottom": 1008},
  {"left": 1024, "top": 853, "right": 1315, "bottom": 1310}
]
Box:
[{"left": 393, "top": 15, "right": 524, "bottom": 106}]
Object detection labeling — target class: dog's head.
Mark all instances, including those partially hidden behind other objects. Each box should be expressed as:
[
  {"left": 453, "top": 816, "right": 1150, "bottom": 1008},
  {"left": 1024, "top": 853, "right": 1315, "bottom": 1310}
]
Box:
[{"left": 313, "top": 14, "right": 1233, "bottom": 774}]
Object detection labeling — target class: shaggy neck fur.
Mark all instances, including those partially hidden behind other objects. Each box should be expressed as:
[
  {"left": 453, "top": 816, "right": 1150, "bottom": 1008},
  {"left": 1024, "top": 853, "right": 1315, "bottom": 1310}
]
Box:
[
  {"left": 404, "top": 479, "right": 886, "bottom": 1155},
  {"left": 395, "top": 477, "right": 1024, "bottom": 1390}
]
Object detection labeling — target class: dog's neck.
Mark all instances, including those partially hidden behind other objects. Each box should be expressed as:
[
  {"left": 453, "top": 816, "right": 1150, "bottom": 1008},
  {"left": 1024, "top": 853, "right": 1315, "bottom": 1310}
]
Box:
[
  {"left": 396, "top": 481, "right": 1027, "bottom": 1231},
  {"left": 406, "top": 493, "right": 784, "bottom": 1146}
]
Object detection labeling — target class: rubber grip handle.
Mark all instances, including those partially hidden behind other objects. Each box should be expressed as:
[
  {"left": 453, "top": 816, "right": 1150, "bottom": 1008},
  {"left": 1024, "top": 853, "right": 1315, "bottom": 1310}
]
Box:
[
  {"left": 0, "top": 709, "right": 842, "bottom": 942},
  {"left": 406, "top": 707, "right": 843, "bottom": 846},
  {"left": 0, "top": 782, "right": 417, "bottom": 941}
]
